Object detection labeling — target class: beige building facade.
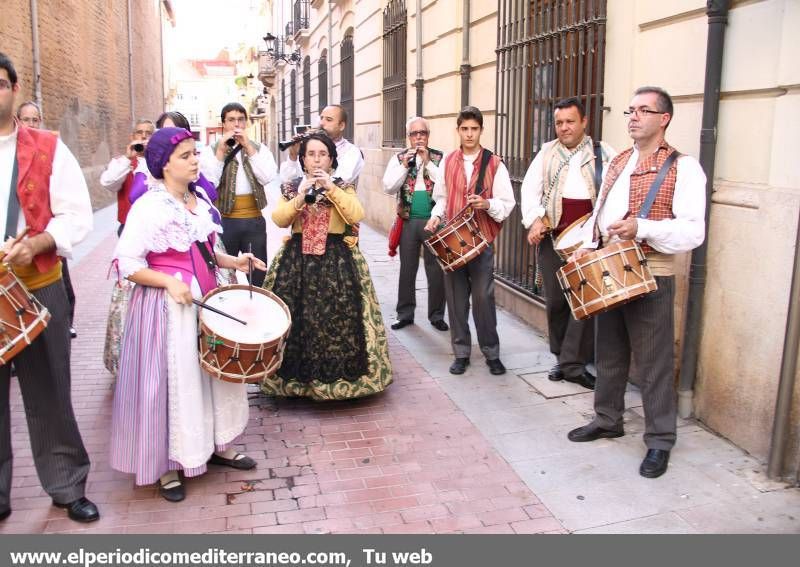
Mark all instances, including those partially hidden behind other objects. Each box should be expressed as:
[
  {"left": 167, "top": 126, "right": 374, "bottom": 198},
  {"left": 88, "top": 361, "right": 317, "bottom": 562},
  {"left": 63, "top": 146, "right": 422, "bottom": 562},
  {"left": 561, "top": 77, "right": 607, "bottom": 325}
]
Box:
[{"left": 262, "top": 0, "right": 800, "bottom": 478}]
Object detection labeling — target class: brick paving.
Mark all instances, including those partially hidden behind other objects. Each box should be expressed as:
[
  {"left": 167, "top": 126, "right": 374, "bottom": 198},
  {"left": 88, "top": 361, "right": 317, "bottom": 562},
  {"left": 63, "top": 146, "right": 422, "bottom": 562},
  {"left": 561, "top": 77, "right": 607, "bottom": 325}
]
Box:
[{"left": 0, "top": 222, "right": 564, "bottom": 535}]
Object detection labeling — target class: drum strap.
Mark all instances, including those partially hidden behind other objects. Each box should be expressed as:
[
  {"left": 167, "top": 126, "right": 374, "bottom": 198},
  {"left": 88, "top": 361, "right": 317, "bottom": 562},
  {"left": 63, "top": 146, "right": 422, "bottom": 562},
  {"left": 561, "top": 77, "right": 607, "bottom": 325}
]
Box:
[
  {"left": 474, "top": 149, "right": 492, "bottom": 196},
  {"left": 593, "top": 142, "right": 603, "bottom": 192},
  {"left": 637, "top": 151, "right": 680, "bottom": 219},
  {"left": 193, "top": 240, "right": 218, "bottom": 272},
  {"left": 5, "top": 150, "right": 20, "bottom": 239}
]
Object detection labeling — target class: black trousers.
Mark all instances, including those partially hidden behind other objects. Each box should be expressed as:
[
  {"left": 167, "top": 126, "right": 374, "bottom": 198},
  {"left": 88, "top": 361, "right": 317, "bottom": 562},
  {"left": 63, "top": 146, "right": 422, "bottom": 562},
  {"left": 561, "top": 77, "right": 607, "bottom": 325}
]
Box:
[
  {"left": 396, "top": 218, "right": 446, "bottom": 323},
  {"left": 220, "top": 216, "right": 268, "bottom": 287},
  {"left": 538, "top": 236, "right": 593, "bottom": 377},
  {"left": 0, "top": 280, "right": 91, "bottom": 509},
  {"left": 61, "top": 260, "right": 76, "bottom": 326}
]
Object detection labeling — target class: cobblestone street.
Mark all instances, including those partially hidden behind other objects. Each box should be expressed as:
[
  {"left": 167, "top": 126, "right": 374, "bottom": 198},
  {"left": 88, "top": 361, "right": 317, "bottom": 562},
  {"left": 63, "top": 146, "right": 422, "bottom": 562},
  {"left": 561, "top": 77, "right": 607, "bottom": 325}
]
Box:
[{"left": 1, "top": 200, "right": 798, "bottom": 534}]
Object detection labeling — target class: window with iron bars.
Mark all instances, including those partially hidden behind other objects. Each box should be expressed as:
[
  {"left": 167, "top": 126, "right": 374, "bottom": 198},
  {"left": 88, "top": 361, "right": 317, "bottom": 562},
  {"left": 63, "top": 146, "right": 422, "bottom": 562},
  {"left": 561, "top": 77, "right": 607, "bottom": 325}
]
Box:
[
  {"left": 303, "top": 56, "right": 311, "bottom": 125},
  {"left": 493, "top": 0, "right": 607, "bottom": 299},
  {"left": 382, "top": 0, "right": 407, "bottom": 148},
  {"left": 281, "top": 78, "right": 287, "bottom": 141},
  {"left": 294, "top": 0, "right": 309, "bottom": 33},
  {"left": 340, "top": 30, "right": 354, "bottom": 142},
  {"left": 290, "top": 69, "right": 298, "bottom": 129},
  {"left": 318, "top": 52, "right": 328, "bottom": 111}
]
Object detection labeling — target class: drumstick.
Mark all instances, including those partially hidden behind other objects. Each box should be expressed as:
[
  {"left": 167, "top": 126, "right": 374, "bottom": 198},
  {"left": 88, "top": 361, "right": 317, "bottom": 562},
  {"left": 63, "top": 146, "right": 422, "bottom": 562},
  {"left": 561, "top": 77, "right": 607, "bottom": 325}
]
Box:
[
  {"left": 192, "top": 299, "right": 248, "bottom": 325},
  {"left": 247, "top": 243, "right": 253, "bottom": 299},
  {"left": 0, "top": 227, "right": 30, "bottom": 263}
]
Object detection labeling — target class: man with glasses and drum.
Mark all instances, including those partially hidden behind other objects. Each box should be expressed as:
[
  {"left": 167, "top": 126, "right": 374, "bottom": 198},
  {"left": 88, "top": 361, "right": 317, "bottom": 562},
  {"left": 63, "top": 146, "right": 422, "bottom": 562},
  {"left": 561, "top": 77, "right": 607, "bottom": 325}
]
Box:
[
  {"left": 566, "top": 86, "right": 707, "bottom": 479},
  {"left": 382, "top": 116, "right": 448, "bottom": 333},
  {"left": 0, "top": 52, "right": 98, "bottom": 523},
  {"left": 199, "top": 102, "right": 277, "bottom": 287},
  {"left": 521, "top": 97, "right": 616, "bottom": 391},
  {"left": 424, "top": 106, "right": 516, "bottom": 376}
]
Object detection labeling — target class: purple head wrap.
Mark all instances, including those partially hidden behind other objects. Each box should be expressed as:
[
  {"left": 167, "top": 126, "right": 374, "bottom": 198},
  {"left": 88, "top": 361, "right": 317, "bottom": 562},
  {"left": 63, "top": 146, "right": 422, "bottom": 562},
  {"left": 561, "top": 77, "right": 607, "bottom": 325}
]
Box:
[{"left": 144, "top": 127, "right": 194, "bottom": 180}]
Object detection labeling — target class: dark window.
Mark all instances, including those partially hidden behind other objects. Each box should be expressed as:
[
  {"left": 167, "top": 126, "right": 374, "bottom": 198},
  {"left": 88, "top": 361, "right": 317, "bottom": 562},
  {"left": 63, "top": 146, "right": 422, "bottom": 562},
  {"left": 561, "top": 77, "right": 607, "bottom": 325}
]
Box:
[
  {"left": 290, "top": 69, "right": 298, "bottom": 129},
  {"left": 318, "top": 51, "right": 328, "bottom": 111},
  {"left": 382, "top": 0, "right": 407, "bottom": 148},
  {"left": 293, "top": 0, "right": 309, "bottom": 32},
  {"left": 494, "top": 0, "right": 608, "bottom": 298},
  {"left": 281, "top": 78, "right": 287, "bottom": 141},
  {"left": 303, "top": 56, "right": 311, "bottom": 125},
  {"left": 340, "top": 29, "right": 355, "bottom": 142}
]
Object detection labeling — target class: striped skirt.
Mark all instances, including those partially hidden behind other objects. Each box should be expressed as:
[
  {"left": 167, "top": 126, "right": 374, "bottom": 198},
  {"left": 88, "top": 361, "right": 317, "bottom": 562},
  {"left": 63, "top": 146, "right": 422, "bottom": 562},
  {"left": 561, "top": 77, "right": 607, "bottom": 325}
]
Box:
[{"left": 109, "top": 285, "right": 245, "bottom": 486}]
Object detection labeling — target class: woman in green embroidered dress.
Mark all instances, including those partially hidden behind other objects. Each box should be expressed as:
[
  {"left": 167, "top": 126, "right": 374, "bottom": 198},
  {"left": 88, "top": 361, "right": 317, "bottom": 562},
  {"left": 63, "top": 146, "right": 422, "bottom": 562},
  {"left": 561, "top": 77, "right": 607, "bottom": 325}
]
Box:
[{"left": 262, "top": 132, "right": 392, "bottom": 400}]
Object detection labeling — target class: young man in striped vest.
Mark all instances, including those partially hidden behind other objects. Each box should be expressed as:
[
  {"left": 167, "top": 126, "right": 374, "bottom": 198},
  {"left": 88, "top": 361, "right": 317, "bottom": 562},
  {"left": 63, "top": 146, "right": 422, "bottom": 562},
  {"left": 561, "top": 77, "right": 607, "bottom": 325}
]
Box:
[
  {"left": 425, "top": 106, "right": 516, "bottom": 376},
  {"left": 200, "top": 102, "right": 277, "bottom": 287},
  {"left": 383, "top": 116, "right": 448, "bottom": 332},
  {"left": 567, "top": 87, "right": 707, "bottom": 478},
  {"left": 521, "top": 97, "right": 616, "bottom": 390},
  {"left": 0, "top": 52, "right": 98, "bottom": 523}
]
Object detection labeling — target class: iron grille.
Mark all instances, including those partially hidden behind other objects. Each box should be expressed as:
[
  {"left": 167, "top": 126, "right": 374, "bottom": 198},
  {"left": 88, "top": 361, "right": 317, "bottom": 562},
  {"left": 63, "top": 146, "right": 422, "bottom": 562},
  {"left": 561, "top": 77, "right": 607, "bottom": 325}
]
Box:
[
  {"left": 294, "top": 0, "right": 310, "bottom": 33},
  {"left": 494, "top": 0, "right": 607, "bottom": 298},
  {"left": 290, "top": 69, "right": 298, "bottom": 128},
  {"left": 318, "top": 53, "right": 328, "bottom": 111},
  {"left": 340, "top": 30, "right": 355, "bottom": 141},
  {"left": 303, "top": 56, "right": 311, "bottom": 124},
  {"left": 281, "top": 78, "right": 287, "bottom": 140},
  {"left": 382, "top": 0, "right": 407, "bottom": 147}
]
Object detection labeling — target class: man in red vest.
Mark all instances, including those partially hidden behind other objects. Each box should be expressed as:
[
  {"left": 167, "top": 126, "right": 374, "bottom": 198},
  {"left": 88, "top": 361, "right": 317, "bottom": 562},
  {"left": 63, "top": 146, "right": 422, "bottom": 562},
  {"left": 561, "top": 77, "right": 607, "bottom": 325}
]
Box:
[
  {"left": 0, "top": 53, "right": 98, "bottom": 522},
  {"left": 100, "top": 118, "right": 154, "bottom": 235},
  {"left": 566, "top": 87, "right": 707, "bottom": 478},
  {"left": 425, "top": 106, "right": 516, "bottom": 376}
]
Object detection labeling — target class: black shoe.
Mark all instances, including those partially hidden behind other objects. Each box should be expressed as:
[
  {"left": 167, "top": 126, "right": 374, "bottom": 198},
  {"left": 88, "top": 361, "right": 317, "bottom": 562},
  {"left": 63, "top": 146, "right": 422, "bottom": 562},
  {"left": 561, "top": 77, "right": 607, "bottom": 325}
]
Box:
[
  {"left": 391, "top": 319, "right": 414, "bottom": 330},
  {"left": 0, "top": 508, "right": 10, "bottom": 521},
  {"left": 449, "top": 358, "right": 470, "bottom": 375},
  {"left": 564, "top": 370, "right": 596, "bottom": 390},
  {"left": 53, "top": 497, "right": 99, "bottom": 523},
  {"left": 430, "top": 319, "right": 449, "bottom": 331},
  {"left": 548, "top": 364, "right": 564, "bottom": 381},
  {"left": 208, "top": 452, "right": 257, "bottom": 470},
  {"left": 567, "top": 423, "right": 624, "bottom": 443},
  {"left": 158, "top": 478, "right": 186, "bottom": 502},
  {"left": 639, "top": 449, "right": 670, "bottom": 478},
  {"left": 69, "top": 327, "right": 77, "bottom": 339},
  {"left": 487, "top": 359, "right": 506, "bottom": 375}
]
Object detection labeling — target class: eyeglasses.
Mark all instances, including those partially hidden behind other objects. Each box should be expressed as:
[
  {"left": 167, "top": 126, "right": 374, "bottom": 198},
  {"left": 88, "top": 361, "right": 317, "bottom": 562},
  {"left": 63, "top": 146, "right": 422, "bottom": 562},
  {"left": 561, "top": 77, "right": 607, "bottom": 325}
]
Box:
[
  {"left": 0, "top": 79, "right": 12, "bottom": 90},
  {"left": 623, "top": 107, "right": 666, "bottom": 118},
  {"left": 224, "top": 116, "right": 247, "bottom": 125},
  {"left": 408, "top": 130, "right": 429, "bottom": 137}
]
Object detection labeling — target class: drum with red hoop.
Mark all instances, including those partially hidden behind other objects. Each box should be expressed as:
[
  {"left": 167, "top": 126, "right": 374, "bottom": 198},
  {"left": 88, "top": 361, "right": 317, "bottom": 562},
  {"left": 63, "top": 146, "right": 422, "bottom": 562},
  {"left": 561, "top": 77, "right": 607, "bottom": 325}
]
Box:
[
  {"left": 198, "top": 285, "right": 291, "bottom": 384},
  {"left": 424, "top": 207, "right": 488, "bottom": 272},
  {"left": 0, "top": 268, "right": 51, "bottom": 365}
]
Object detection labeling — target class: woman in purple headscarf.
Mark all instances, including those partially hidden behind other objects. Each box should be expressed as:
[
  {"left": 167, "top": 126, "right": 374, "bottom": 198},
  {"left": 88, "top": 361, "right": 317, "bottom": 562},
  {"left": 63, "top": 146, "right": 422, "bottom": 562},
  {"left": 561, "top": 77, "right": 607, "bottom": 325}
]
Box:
[{"left": 109, "top": 128, "right": 267, "bottom": 502}]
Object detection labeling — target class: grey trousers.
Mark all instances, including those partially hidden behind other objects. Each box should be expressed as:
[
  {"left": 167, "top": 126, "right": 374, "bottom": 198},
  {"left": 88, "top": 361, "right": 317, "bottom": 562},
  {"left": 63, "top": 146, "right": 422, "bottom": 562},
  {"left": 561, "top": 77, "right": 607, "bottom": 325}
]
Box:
[
  {"left": 0, "top": 280, "right": 91, "bottom": 509},
  {"left": 220, "top": 216, "right": 268, "bottom": 287},
  {"left": 396, "top": 218, "right": 446, "bottom": 323},
  {"left": 538, "top": 236, "right": 594, "bottom": 378},
  {"left": 443, "top": 246, "right": 500, "bottom": 360},
  {"left": 592, "top": 276, "right": 677, "bottom": 450}
]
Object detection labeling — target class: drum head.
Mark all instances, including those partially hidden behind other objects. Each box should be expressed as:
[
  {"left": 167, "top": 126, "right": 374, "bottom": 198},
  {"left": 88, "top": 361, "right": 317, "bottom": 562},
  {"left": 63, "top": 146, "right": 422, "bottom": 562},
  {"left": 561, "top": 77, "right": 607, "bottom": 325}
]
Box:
[
  {"left": 201, "top": 287, "right": 290, "bottom": 344},
  {"left": 555, "top": 212, "right": 591, "bottom": 252}
]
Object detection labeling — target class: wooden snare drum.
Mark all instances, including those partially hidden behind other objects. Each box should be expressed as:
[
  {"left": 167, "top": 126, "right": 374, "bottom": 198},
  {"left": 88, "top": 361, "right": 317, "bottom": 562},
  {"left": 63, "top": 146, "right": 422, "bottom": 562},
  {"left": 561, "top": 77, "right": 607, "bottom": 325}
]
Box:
[
  {"left": 198, "top": 285, "right": 291, "bottom": 384},
  {"left": 0, "top": 268, "right": 51, "bottom": 365},
  {"left": 424, "top": 207, "right": 488, "bottom": 272},
  {"left": 557, "top": 241, "right": 658, "bottom": 320},
  {"left": 553, "top": 213, "right": 592, "bottom": 262}
]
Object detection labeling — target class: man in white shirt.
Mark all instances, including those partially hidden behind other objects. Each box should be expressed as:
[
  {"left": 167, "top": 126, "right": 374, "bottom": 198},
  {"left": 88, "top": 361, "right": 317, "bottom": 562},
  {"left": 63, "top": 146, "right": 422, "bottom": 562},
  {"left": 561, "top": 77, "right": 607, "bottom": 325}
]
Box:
[
  {"left": 521, "top": 97, "right": 616, "bottom": 390},
  {"left": 424, "top": 106, "right": 516, "bottom": 376},
  {"left": 0, "top": 52, "right": 98, "bottom": 523},
  {"left": 99, "top": 118, "right": 154, "bottom": 235},
  {"left": 280, "top": 105, "right": 364, "bottom": 185},
  {"left": 383, "top": 117, "right": 447, "bottom": 332},
  {"left": 199, "top": 102, "right": 277, "bottom": 286},
  {"left": 566, "top": 86, "right": 707, "bottom": 479}
]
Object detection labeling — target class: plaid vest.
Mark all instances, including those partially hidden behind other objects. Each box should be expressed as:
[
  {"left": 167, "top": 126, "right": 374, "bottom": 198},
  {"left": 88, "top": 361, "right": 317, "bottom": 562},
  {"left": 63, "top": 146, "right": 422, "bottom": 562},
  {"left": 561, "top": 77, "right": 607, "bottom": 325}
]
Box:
[{"left": 596, "top": 140, "right": 678, "bottom": 254}]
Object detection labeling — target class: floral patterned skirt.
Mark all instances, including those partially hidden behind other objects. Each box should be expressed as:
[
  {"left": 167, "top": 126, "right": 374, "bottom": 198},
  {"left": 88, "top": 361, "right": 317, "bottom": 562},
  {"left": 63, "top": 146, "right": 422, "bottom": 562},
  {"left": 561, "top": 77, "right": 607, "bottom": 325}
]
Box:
[{"left": 262, "top": 234, "right": 392, "bottom": 400}]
